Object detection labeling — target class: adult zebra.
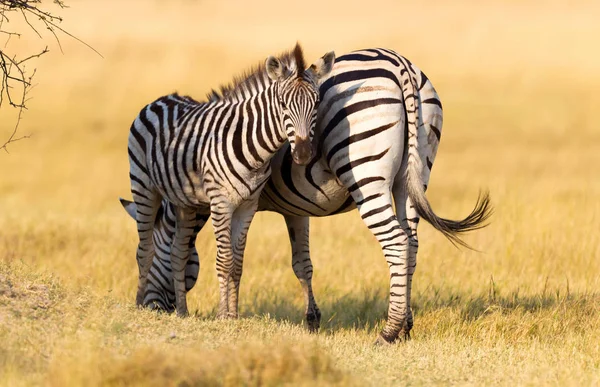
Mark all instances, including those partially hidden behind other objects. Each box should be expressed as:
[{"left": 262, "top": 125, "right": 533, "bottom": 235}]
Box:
[
  {"left": 122, "top": 47, "right": 491, "bottom": 343},
  {"left": 128, "top": 43, "right": 335, "bottom": 317}
]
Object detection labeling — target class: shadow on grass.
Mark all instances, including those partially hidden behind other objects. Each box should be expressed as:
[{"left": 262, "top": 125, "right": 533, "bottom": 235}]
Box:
[
  {"left": 416, "top": 287, "right": 600, "bottom": 320},
  {"left": 246, "top": 288, "right": 387, "bottom": 333},
  {"left": 242, "top": 285, "right": 600, "bottom": 332}
]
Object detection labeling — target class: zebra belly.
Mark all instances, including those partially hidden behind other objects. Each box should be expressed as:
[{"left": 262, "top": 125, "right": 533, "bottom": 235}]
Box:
[{"left": 258, "top": 145, "right": 355, "bottom": 217}]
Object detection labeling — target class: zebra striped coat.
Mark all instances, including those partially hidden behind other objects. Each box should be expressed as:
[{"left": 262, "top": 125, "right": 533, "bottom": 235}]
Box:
[
  {"left": 123, "top": 48, "right": 491, "bottom": 343},
  {"left": 127, "top": 44, "right": 335, "bottom": 317}
]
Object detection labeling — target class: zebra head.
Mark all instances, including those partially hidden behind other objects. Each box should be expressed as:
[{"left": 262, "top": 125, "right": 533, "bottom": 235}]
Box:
[{"left": 265, "top": 44, "right": 335, "bottom": 165}]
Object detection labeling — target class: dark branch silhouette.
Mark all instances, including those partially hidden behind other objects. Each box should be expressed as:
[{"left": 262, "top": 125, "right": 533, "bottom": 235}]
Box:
[{"left": 0, "top": 0, "right": 100, "bottom": 153}]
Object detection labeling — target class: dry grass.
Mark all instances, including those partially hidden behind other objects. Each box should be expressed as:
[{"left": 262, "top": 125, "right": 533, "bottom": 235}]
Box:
[{"left": 1, "top": 0, "right": 600, "bottom": 385}]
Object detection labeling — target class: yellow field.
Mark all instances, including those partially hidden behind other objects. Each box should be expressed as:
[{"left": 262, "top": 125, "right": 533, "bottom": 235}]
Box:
[{"left": 1, "top": 0, "right": 600, "bottom": 385}]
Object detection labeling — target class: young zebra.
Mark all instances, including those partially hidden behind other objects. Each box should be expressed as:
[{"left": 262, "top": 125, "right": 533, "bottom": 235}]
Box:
[
  {"left": 128, "top": 44, "right": 335, "bottom": 317},
  {"left": 123, "top": 48, "right": 491, "bottom": 343}
]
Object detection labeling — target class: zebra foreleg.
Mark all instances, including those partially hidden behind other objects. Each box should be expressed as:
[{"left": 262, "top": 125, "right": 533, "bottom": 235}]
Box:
[
  {"left": 210, "top": 201, "right": 236, "bottom": 319},
  {"left": 225, "top": 199, "right": 260, "bottom": 319},
  {"left": 171, "top": 207, "right": 197, "bottom": 317},
  {"left": 353, "top": 186, "right": 413, "bottom": 344},
  {"left": 284, "top": 215, "right": 321, "bottom": 333}
]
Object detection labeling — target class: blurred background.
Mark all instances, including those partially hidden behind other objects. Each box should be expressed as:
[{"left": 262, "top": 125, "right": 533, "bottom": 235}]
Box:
[{"left": 1, "top": 0, "right": 599, "bottom": 312}]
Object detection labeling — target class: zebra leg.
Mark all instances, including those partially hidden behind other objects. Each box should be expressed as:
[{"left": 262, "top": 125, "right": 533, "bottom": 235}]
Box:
[
  {"left": 224, "top": 199, "right": 260, "bottom": 318},
  {"left": 352, "top": 185, "right": 412, "bottom": 344},
  {"left": 142, "top": 210, "right": 207, "bottom": 314},
  {"left": 284, "top": 215, "right": 321, "bottom": 333},
  {"left": 171, "top": 206, "right": 197, "bottom": 317},
  {"left": 132, "top": 188, "right": 161, "bottom": 307},
  {"left": 185, "top": 212, "right": 210, "bottom": 293},
  {"left": 389, "top": 177, "right": 419, "bottom": 342},
  {"left": 210, "top": 201, "right": 236, "bottom": 319}
]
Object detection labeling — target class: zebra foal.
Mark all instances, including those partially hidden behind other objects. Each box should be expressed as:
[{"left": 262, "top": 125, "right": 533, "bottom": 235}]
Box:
[{"left": 128, "top": 43, "right": 334, "bottom": 317}]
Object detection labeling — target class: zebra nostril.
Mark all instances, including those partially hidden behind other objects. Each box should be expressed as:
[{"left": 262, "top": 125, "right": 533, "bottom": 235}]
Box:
[{"left": 292, "top": 138, "right": 312, "bottom": 165}]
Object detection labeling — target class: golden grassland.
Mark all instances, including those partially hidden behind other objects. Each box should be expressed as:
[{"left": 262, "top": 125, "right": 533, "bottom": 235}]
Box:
[{"left": 1, "top": 0, "right": 600, "bottom": 385}]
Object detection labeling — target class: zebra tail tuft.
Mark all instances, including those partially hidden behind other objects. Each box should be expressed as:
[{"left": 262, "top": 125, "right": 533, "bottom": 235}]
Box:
[
  {"left": 400, "top": 58, "right": 493, "bottom": 250},
  {"left": 406, "top": 166, "right": 493, "bottom": 249}
]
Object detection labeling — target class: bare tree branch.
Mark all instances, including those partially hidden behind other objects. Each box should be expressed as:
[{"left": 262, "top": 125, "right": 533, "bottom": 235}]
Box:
[
  {"left": 20, "top": 7, "right": 42, "bottom": 39},
  {"left": 0, "top": 0, "right": 100, "bottom": 153}
]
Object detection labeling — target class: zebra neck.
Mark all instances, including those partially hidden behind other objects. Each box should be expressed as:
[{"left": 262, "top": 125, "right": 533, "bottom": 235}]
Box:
[{"left": 228, "top": 85, "right": 287, "bottom": 169}]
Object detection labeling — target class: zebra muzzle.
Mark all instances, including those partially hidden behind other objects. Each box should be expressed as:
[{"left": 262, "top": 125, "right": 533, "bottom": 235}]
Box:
[{"left": 292, "top": 137, "right": 313, "bottom": 165}]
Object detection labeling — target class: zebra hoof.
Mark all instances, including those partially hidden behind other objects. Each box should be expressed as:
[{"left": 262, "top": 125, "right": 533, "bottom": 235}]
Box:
[
  {"left": 147, "top": 301, "right": 170, "bottom": 314},
  {"left": 135, "top": 294, "right": 145, "bottom": 308},
  {"left": 176, "top": 309, "right": 189, "bottom": 318},
  {"left": 307, "top": 321, "right": 320, "bottom": 333},
  {"left": 374, "top": 334, "right": 394, "bottom": 346},
  {"left": 217, "top": 312, "right": 238, "bottom": 320},
  {"left": 306, "top": 310, "right": 321, "bottom": 333}
]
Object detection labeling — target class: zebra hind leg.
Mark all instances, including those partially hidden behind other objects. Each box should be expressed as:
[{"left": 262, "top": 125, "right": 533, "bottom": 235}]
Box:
[
  {"left": 391, "top": 176, "right": 419, "bottom": 341},
  {"left": 132, "top": 188, "right": 161, "bottom": 307},
  {"left": 284, "top": 215, "right": 321, "bottom": 333},
  {"left": 352, "top": 185, "right": 413, "bottom": 344},
  {"left": 184, "top": 213, "right": 209, "bottom": 293},
  {"left": 171, "top": 206, "right": 198, "bottom": 317}
]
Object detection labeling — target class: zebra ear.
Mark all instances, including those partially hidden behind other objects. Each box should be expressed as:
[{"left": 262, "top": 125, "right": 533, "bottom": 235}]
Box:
[
  {"left": 266, "top": 56, "right": 285, "bottom": 81},
  {"left": 306, "top": 51, "right": 335, "bottom": 84},
  {"left": 119, "top": 197, "right": 137, "bottom": 220}
]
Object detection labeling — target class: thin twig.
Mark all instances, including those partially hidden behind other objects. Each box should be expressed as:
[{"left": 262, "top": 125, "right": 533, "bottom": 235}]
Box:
[
  {"left": 16, "top": 45, "right": 47, "bottom": 65},
  {"left": 19, "top": 8, "right": 41, "bottom": 39},
  {"left": 0, "top": 30, "right": 19, "bottom": 36},
  {"left": 39, "top": 16, "right": 102, "bottom": 58}
]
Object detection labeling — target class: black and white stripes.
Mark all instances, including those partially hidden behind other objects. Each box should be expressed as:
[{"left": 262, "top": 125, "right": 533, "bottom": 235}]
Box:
[
  {"left": 128, "top": 43, "right": 335, "bottom": 317},
  {"left": 120, "top": 198, "right": 205, "bottom": 312},
  {"left": 124, "top": 47, "right": 491, "bottom": 343}
]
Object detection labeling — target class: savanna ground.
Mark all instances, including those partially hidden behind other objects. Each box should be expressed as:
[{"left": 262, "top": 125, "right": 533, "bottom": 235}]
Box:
[{"left": 1, "top": 1, "right": 600, "bottom": 385}]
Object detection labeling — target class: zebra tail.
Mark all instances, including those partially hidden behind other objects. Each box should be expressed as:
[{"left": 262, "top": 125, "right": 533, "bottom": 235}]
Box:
[{"left": 401, "top": 63, "right": 493, "bottom": 249}]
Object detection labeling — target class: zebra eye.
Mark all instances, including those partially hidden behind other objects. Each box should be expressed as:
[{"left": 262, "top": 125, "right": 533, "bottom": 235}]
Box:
[{"left": 280, "top": 99, "right": 287, "bottom": 109}]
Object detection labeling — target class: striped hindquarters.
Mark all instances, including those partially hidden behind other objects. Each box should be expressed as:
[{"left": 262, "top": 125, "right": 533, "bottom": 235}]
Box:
[{"left": 259, "top": 48, "right": 445, "bottom": 217}]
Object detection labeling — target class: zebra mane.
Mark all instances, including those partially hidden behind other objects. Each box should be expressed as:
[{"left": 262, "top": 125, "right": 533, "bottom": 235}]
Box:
[{"left": 206, "top": 43, "right": 305, "bottom": 103}]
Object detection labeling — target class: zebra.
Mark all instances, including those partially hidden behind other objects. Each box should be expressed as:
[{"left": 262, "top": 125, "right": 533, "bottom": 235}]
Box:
[
  {"left": 122, "top": 48, "right": 492, "bottom": 343},
  {"left": 128, "top": 43, "right": 335, "bottom": 317},
  {"left": 120, "top": 197, "right": 206, "bottom": 312}
]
